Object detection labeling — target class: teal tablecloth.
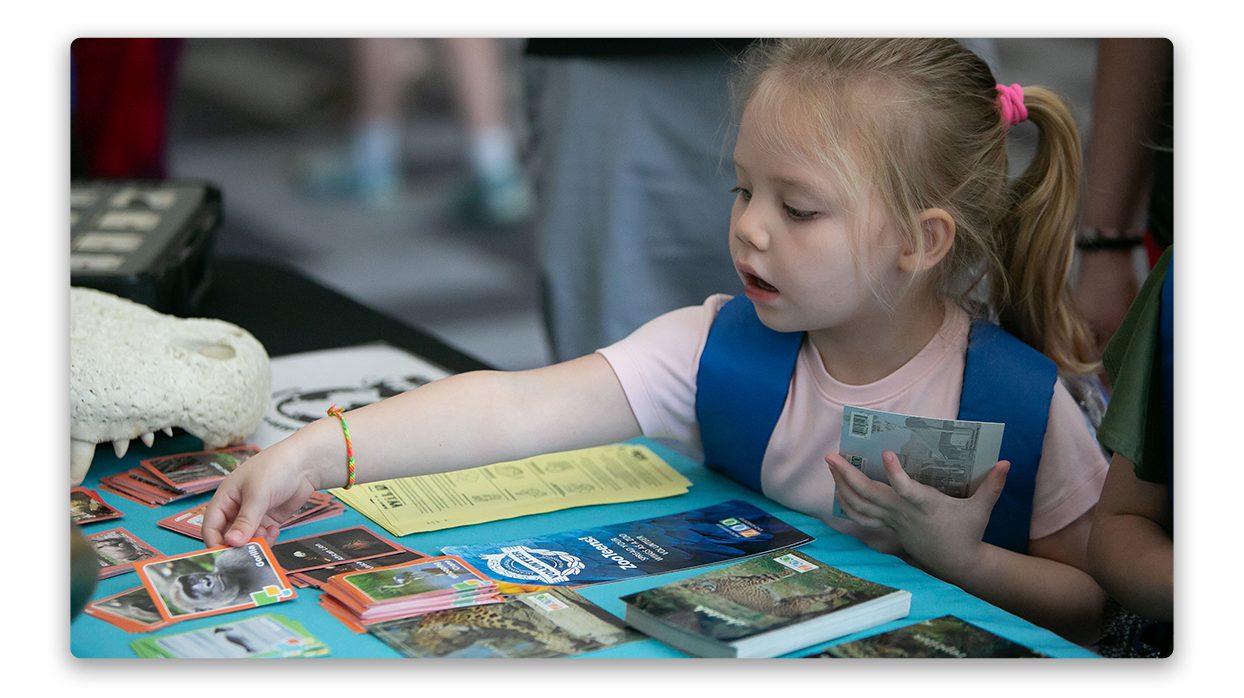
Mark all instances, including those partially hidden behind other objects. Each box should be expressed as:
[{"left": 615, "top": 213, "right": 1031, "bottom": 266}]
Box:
[{"left": 70, "top": 434, "right": 1098, "bottom": 658}]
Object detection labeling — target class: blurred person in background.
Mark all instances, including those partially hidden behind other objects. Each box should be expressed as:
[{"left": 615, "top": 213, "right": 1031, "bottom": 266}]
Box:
[{"left": 303, "top": 37, "right": 533, "bottom": 226}]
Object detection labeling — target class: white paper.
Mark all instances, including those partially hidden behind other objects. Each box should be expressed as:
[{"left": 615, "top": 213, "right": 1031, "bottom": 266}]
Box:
[{"left": 248, "top": 343, "right": 453, "bottom": 449}]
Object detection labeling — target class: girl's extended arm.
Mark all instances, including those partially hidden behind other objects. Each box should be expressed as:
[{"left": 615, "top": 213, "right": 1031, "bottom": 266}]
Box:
[
  {"left": 202, "top": 354, "right": 642, "bottom": 548},
  {"left": 828, "top": 451, "right": 1106, "bottom": 645},
  {"left": 1086, "top": 453, "right": 1173, "bottom": 622}
]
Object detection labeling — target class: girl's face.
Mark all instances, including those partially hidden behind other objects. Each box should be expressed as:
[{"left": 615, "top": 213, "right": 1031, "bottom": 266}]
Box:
[{"left": 729, "top": 92, "right": 907, "bottom": 337}]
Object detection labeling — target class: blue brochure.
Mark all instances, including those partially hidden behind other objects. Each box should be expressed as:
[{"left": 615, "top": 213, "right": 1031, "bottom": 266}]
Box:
[{"left": 440, "top": 500, "right": 814, "bottom": 586}]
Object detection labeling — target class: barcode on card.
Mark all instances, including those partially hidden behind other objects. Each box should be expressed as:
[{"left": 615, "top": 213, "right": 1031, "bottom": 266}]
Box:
[{"left": 849, "top": 411, "right": 873, "bottom": 438}]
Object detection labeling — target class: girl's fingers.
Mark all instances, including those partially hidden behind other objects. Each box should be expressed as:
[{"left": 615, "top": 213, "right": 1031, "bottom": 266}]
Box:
[
  {"left": 833, "top": 487, "right": 886, "bottom": 528},
  {"left": 881, "top": 450, "right": 917, "bottom": 496},
  {"left": 827, "top": 456, "right": 892, "bottom": 523}
]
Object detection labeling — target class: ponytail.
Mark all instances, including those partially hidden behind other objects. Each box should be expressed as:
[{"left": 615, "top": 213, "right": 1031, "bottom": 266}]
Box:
[{"left": 993, "top": 86, "right": 1098, "bottom": 375}]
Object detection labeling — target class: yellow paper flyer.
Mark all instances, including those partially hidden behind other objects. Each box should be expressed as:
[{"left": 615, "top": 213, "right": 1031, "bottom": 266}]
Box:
[{"left": 332, "top": 444, "right": 692, "bottom": 536}]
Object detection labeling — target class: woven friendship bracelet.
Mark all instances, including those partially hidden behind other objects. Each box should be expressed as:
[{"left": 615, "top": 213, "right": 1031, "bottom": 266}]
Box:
[{"left": 326, "top": 404, "right": 356, "bottom": 489}]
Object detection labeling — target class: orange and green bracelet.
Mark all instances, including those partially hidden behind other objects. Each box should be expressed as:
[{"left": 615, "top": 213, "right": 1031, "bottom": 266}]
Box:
[{"left": 326, "top": 404, "right": 356, "bottom": 489}]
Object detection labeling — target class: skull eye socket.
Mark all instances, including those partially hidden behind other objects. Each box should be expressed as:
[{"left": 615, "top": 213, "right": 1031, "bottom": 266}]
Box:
[{"left": 169, "top": 338, "right": 236, "bottom": 360}]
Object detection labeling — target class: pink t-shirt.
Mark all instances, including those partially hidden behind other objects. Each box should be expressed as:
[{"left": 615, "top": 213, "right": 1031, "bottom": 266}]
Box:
[{"left": 597, "top": 294, "right": 1108, "bottom": 556}]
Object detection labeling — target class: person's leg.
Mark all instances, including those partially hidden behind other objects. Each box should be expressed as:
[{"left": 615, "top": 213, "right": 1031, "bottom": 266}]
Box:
[{"left": 442, "top": 38, "right": 533, "bottom": 225}]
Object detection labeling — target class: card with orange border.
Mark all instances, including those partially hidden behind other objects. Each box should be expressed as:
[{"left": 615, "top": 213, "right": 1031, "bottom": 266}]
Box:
[
  {"left": 135, "top": 539, "right": 297, "bottom": 624},
  {"left": 84, "top": 586, "right": 170, "bottom": 633},
  {"left": 87, "top": 527, "right": 164, "bottom": 579},
  {"left": 157, "top": 492, "right": 343, "bottom": 540},
  {"left": 139, "top": 445, "right": 261, "bottom": 491},
  {"left": 71, "top": 487, "right": 124, "bottom": 525},
  {"left": 270, "top": 526, "right": 409, "bottom": 573}
]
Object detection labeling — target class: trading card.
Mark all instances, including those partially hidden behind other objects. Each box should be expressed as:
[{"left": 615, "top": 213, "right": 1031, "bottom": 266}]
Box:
[
  {"left": 292, "top": 549, "right": 429, "bottom": 588},
  {"left": 84, "top": 586, "right": 169, "bottom": 633},
  {"left": 318, "top": 595, "right": 369, "bottom": 634},
  {"left": 129, "top": 614, "right": 330, "bottom": 658},
  {"left": 99, "top": 468, "right": 193, "bottom": 507},
  {"left": 70, "top": 487, "right": 123, "bottom": 525},
  {"left": 156, "top": 503, "right": 211, "bottom": 539},
  {"left": 139, "top": 445, "right": 260, "bottom": 490},
  {"left": 328, "top": 555, "right": 496, "bottom": 608},
  {"left": 136, "top": 539, "right": 296, "bottom": 623},
  {"left": 87, "top": 528, "right": 164, "bottom": 579},
  {"left": 275, "top": 492, "right": 342, "bottom": 528},
  {"left": 158, "top": 492, "right": 341, "bottom": 540},
  {"left": 271, "top": 526, "right": 408, "bottom": 573}
]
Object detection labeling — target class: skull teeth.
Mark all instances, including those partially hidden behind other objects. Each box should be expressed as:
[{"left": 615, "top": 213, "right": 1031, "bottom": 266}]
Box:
[
  {"left": 71, "top": 439, "right": 97, "bottom": 487},
  {"left": 112, "top": 438, "right": 129, "bottom": 458},
  {"left": 140, "top": 432, "right": 155, "bottom": 447},
  {"left": 163, "top": 427, "right": 174, "bottom": 437}
]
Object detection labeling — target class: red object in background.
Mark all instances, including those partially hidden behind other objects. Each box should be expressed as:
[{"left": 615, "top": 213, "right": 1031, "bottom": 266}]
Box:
[
  {"left": 1143, "top": 231, "right": 1165, "bottom": 270},
  {"left": 71, "top": 38, "right": 182, "bottom": 179}
]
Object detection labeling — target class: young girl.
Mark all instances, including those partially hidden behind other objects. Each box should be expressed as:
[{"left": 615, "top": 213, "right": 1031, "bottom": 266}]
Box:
[{"left": 204, "top": 39, "right": 1109, "bottom": 644}]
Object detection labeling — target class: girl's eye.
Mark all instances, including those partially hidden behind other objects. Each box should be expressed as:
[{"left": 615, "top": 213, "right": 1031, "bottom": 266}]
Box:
[
  {"left": 730, "top": 186, "right": 752, "bottom": 201},
  {"left": 784, "top": 204, "right": 817, "bottom": 221}
]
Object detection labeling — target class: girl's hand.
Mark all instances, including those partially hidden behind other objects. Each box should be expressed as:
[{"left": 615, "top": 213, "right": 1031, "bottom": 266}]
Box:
[
  {"left": 201, "top": 420, "right": 340, "bottom": 548},
  {"left": 826, "top": 450, "right": 1010, "bottom": 577}
]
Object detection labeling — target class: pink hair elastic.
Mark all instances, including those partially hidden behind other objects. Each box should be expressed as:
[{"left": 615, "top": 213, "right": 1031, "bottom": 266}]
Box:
[{"left": 996, "top": 83, "right": 1028, "bottom": 128}]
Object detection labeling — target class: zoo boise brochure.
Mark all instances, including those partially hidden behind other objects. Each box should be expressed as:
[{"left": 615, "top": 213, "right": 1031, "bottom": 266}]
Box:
[
  {"left": 441, "top": 500, "right": 814, "bottom": 587},
  {"left": 134, "top": 539, "right": 297, "bottom": 624}
]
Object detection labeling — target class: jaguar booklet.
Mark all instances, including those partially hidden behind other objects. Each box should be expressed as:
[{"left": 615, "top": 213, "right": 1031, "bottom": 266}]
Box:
[{"left": 620, "top": 549, "right": 910, "bottom": 658}]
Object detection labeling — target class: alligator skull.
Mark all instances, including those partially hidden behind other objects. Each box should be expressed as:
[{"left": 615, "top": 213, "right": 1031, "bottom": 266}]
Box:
[{"left": 70, "top": 287, "right": 271, "bottom": 485}]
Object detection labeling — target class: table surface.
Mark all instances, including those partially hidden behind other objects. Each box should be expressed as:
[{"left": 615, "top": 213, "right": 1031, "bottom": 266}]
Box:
[
  {"left": 69, "top": 257, "right": 1098, "bottom": 658},
  {"left": 70, "top": 433, "right": 1098, "bottom": 658}
]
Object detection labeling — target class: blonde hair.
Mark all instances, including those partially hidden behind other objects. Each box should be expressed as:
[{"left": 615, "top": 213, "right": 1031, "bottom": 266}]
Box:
[{"left": 733, "top": 38, "right": 1097, "bottom": 375}]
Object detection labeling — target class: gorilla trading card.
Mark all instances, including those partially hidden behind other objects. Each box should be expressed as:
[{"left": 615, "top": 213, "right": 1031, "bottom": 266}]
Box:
[{"left": 135, "top": 539, "right": 297, "bottom": 623}]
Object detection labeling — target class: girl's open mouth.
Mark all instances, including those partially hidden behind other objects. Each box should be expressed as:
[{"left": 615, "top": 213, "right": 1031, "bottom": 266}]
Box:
[
  {"left": 747, "top": 274, "right": 778, "bottom": 293},
  {"left": 742, "top": 271, "right": 780, "bottom": 302}
]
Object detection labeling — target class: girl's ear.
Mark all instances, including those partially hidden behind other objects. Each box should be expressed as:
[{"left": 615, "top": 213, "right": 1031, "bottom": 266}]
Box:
[{"left": 900, "top": 208, "right": 956, "bottom": 273}]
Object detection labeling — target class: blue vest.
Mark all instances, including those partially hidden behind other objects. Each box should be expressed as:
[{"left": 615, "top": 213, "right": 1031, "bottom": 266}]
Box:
[{"left": 695, "top": 296, "right": 1057, "bottom": 554}]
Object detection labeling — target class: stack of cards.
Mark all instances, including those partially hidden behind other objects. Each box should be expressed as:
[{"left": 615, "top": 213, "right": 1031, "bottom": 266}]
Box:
[
  {"left": 318, "top": 556, "right": 501, "bottom": 631},
  {"left": 97, "top": 445, "right": 260, "bottom": 507},
  {"left": 133, "top": 539, "right": 297, "bottom": 624},
  {"left": 288, "top": 550, "right": 428, "bottom": 589},
  {"left": 71, "top": 487, "right": 124, "bottom": 525},
  {"left": 130, "top": 614, "right": 329, "bottom": 658},
  {"left": 98, "top": 467, "right": 200, "bottom": 507},
  {"left": 87, "top": 527, "right": 164, "bottom": 578},
  {"left": 157, "top": 492, "right": 345, "bottom": 540}
]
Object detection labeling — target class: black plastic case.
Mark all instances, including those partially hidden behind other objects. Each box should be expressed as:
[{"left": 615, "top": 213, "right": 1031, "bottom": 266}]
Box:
[{"left": 70, "top": 180, "right": 223, "bottom": 315}]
